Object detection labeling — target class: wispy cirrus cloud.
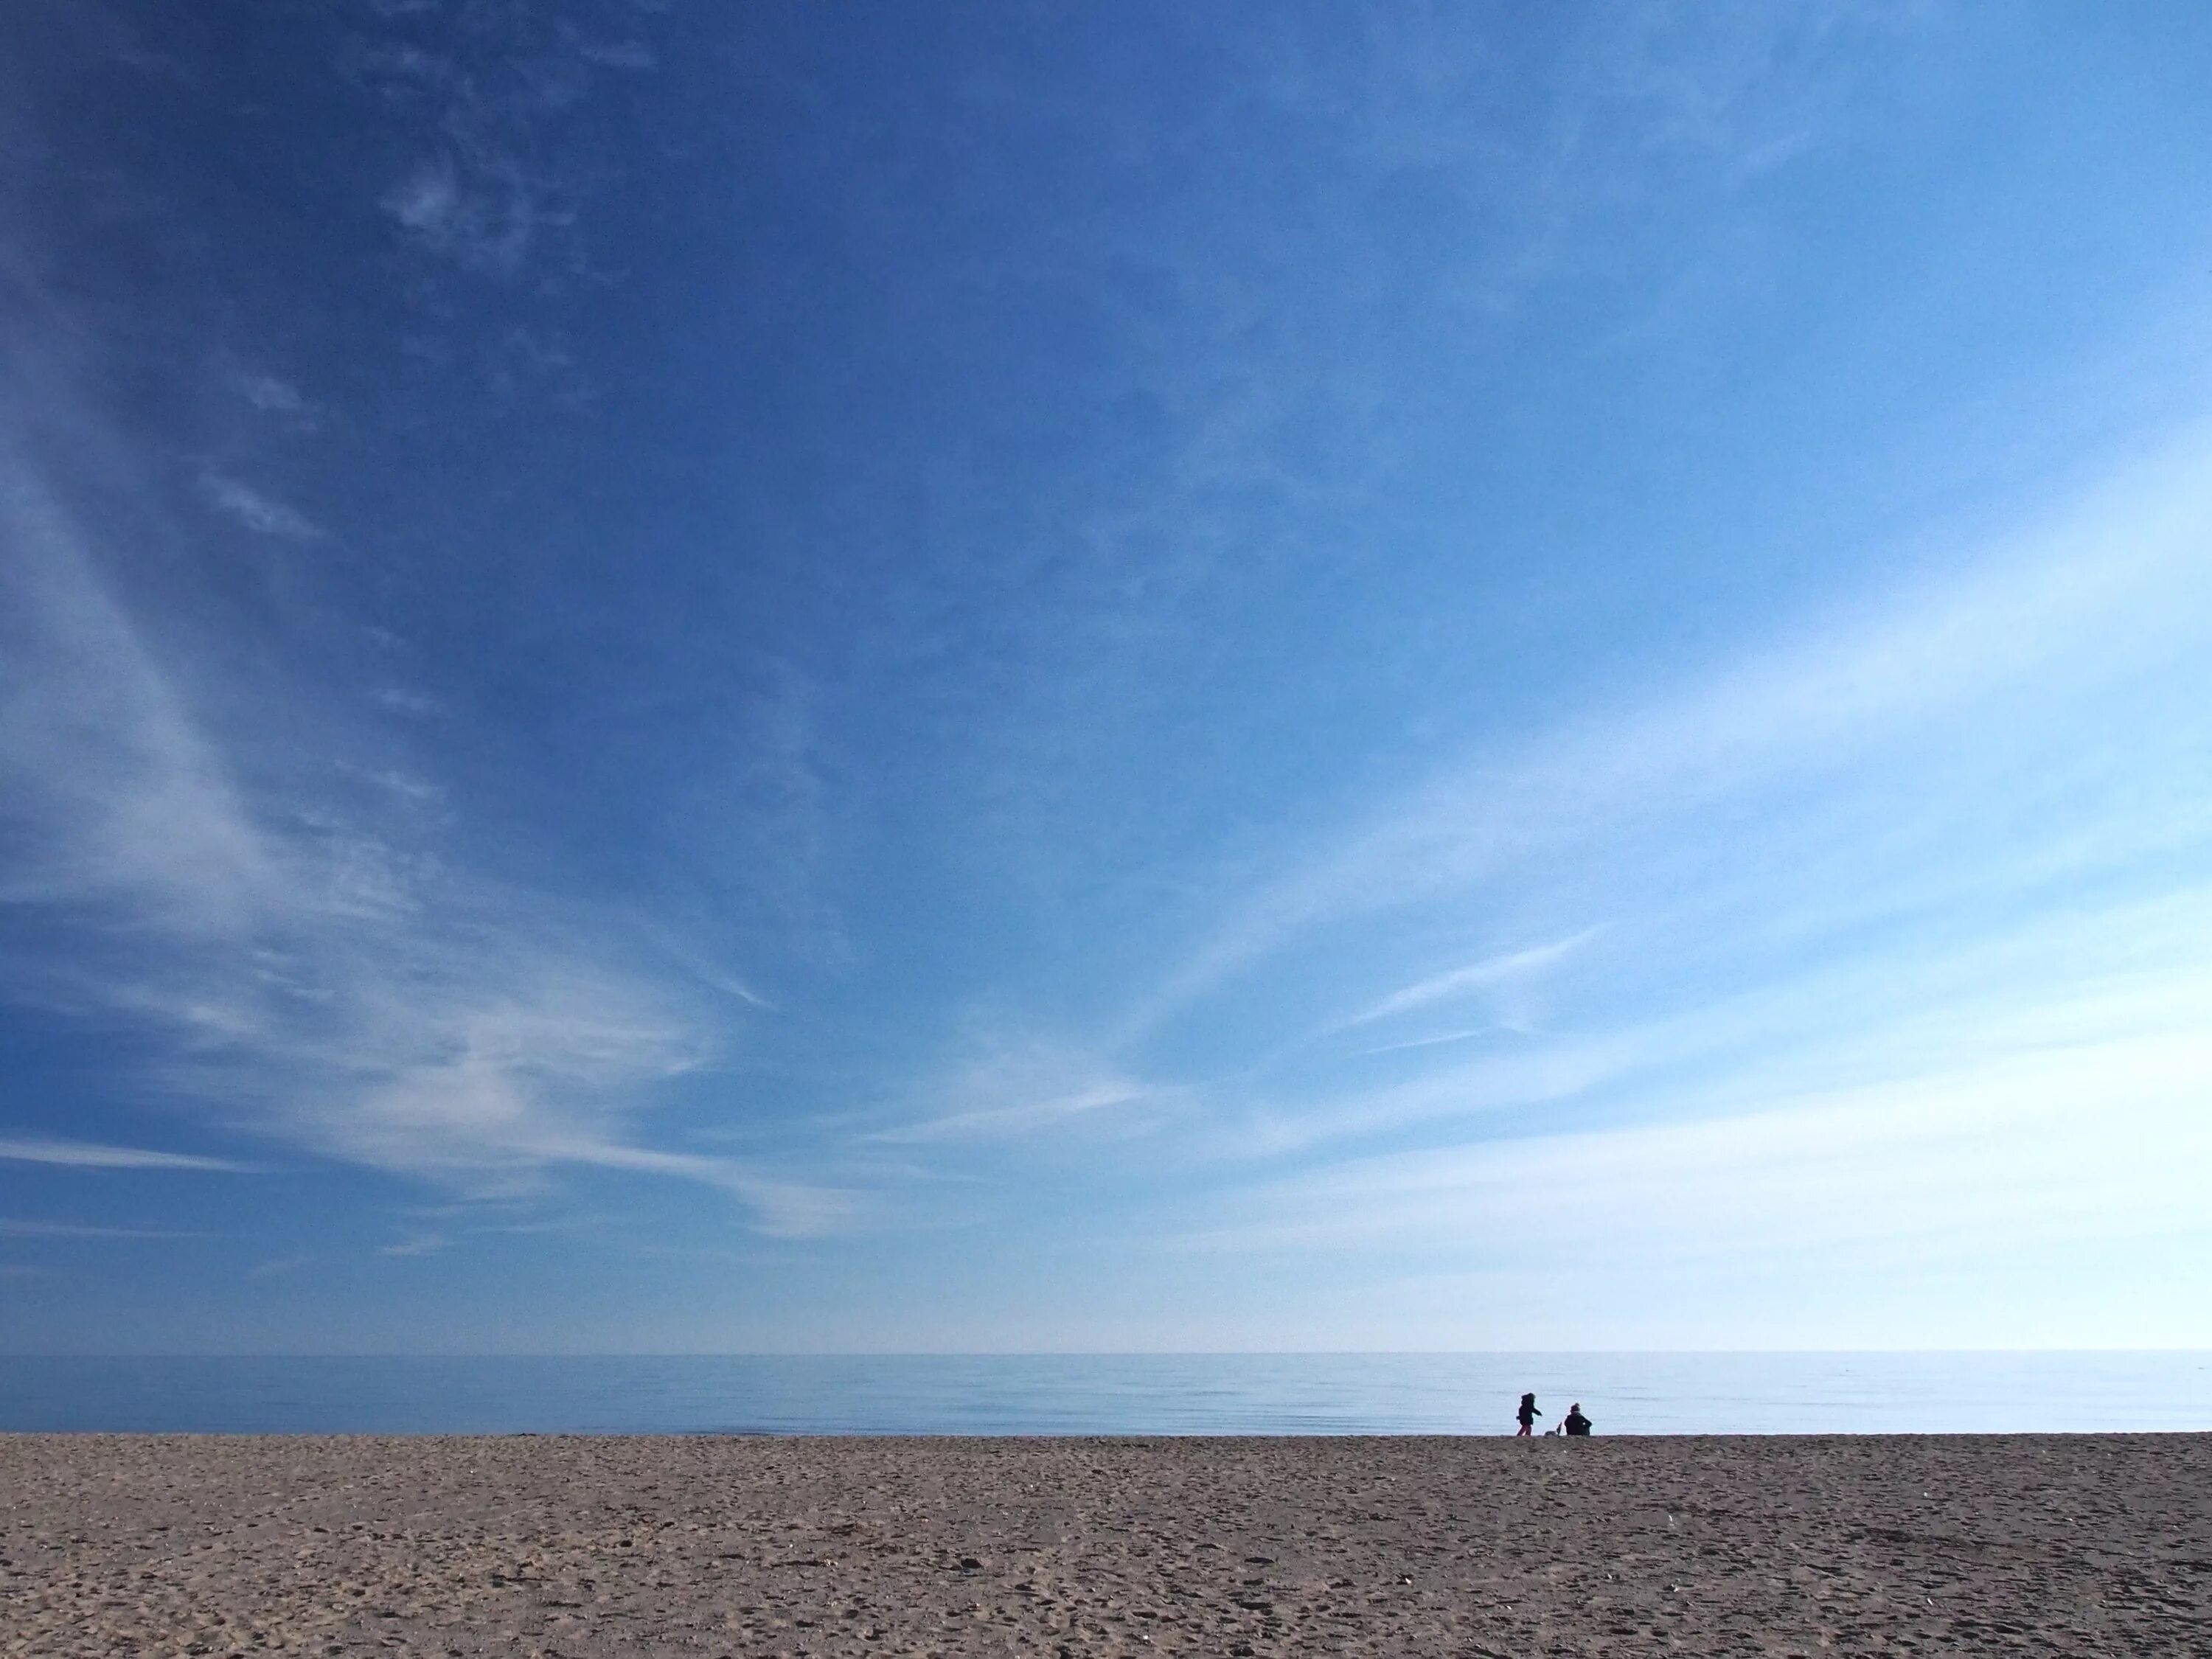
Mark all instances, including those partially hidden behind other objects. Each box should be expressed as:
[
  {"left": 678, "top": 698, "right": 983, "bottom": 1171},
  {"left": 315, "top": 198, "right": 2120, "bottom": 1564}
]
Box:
[
  {"left": 0, "top": 449, "right": 846, "bottom": 1236},
  {"left": 864, "top": 424, "right": 2212, "bottom": 1250},
  {"left": 869, "top": 1040, "right": 1160, "bottom": 1145},
  {"left": 1144, "top": 427, "right": 2212, "bottom": 1027},
  {"left": 382, "top": 153, "right": 538, "bottom": 276},
  {"left": 361, "top": 9, "right": 653, "bottom": 288},
  {"left": 577, "top": 40, "right": 655, "bottom": 73},
  {"left": 1333, "top": 927, "right": 1603, "bottom": 1037},
  {"left": 0, "top": 0, "right": 845, "bottom": 1241},
  {"left": 0, "top": 468, "right": 274, "bottom": 930},
  {"left": 198, "top": 471, "right": 324, "bottom": 539},
  {"left": 1196, "top": 885, "right": 2212, "bottom": 1166},
  {"left": 0, "top": 1137, "right": 251, "bottom": 1172},
  {"left": 1190, "top": 1016, "right": 2212, "bottom": 1267},
  {"left": 372, "top": 686, "right": 442, "bottom": 717},
  {"left": 925, "top": 420, "right": 2212, "bottom": 1306},
  {"left": 875, "top": 1079, "right": 1148, "bottom": 1146},
  {"left": 0, "top": 1217, "right": 204, "bottom": 1237},
  {"left": 229, "top": 369, "right": 319, "bottom": 429}
]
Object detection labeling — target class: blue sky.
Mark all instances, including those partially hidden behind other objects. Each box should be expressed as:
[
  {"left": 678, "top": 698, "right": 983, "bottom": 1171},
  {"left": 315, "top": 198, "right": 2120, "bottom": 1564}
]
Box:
[{"left": 2, "top": 1, "right": 2208, "bottom": 1353}]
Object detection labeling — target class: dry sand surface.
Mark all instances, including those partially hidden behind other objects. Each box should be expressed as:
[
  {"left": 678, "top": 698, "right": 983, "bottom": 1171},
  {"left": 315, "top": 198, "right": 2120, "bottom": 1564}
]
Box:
[{"left": 4, "top": 1433, "right": 2208, "bottom": 1656}]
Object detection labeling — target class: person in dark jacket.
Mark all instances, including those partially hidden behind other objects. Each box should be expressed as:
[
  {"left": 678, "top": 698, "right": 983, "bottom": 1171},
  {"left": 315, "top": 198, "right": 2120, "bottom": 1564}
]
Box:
[
  {"left": 1562, "top": 1402, "right": 1593, "bottom": 1436},
  {"left": 1515, "top": 1391, "right": 1539, "bottom": 1436}
]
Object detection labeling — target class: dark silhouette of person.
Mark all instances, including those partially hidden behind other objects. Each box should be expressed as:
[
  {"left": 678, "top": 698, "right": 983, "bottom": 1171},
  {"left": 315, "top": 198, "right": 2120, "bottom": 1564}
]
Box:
[
  {"left": 1516, "top": 1391, "right": 1539, "bottom": 1436},
  {"left": 1563, "top": 1402, "right": 1593, "bottom": 1436}
]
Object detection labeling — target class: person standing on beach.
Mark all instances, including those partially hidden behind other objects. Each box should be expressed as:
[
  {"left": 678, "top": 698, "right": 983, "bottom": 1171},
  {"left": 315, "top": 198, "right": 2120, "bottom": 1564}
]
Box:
[{"left": 1515, "top": 1391, "right": 1539, "bottom": 1436}]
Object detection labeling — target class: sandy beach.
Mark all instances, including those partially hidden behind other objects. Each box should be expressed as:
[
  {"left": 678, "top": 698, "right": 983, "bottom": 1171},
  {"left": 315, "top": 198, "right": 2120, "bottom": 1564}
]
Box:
[{"left": 3, "top": 1433, "right": 2207, "bottom": 1656}]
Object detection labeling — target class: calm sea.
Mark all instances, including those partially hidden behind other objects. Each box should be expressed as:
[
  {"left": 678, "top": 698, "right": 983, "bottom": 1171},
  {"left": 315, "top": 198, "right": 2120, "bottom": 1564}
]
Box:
[{"left": 1, "top": 1352, "right": 2206, "bottom": 1436}]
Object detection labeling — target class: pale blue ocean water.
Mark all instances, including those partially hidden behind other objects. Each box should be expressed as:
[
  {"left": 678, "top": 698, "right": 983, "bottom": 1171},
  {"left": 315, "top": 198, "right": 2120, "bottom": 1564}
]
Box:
[{"left": 1, "top": 1352, "right": 2206, "bottom": 1435}]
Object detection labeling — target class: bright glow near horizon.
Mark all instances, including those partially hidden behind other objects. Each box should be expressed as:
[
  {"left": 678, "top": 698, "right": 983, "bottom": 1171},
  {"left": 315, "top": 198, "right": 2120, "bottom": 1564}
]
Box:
[{"left": 2, "top": 2, "right": 2209, "bottom": 1352}]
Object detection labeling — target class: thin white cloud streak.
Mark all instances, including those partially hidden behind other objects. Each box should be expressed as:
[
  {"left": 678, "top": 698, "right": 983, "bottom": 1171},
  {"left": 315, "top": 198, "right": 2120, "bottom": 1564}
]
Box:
[
  {"left": 1145, "top": 428, "right": 2212, "bottom": 1023},
  {"left": 0, "top": 1137, "right": 251, "bottom": 1172},
  {"left": 696, "top": 970, "right": 775, "bottom": 1010},
  {"left": 521, "top": 1138, "right": 855, "bottom": 1239},
  {"left": 1, "top": 466, "right": 276, "bottom": 930},
  {"left": 1349, "top": 1026, "right": 1497, "bottom": 1059},
  {"left": 198, "top": 472, "right": 324, "bottom": 539},
  {"left": 1334, "top": 927, "right": 1602, "bottom": 1034},
  {"left": 373, "top": 686, "right": 442, "bottom": 717},
  {"left": 0, "top": 1219, "right": 202, "bottom": 1237},
  {"left": 1003, "top": 422, "right": 2212, "bottom": 1328},
  {"left": 1189, "top": 1028, "right": 2212, "bottom": 1267},
  {"left": 869, "top": 1041, "right": 1157, "bottom": 1145},
  {"left": 232, "top": 371, "right": 316, "bottom": 422},
  {"left": 875, "top": 1082, "right": 1147, "bottom": 1145},
  {"left": 764, "top": 340, "right": 2212, "bottom": 1372},
  {"left": 888, "top": 425, "right": 2212, "bottom": 1293},
  {"left": 579, "top": 40, "right": 656, "bottom": 73},
  {"left": 0, "top": 452, "right": 840, "bottom": 1234},
  {"left": 735, "top": 667, "right": 845, "bottom": 959},
  {"left": 1141, "top": 880, "right": 2212, "bottom": 1340},
  {"left": 1201, "top": 883, "right": 2212, "bottom": 1165}
]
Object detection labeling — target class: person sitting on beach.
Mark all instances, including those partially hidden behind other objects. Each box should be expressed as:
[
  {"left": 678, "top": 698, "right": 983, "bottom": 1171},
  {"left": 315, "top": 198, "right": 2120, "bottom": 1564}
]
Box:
[
  {"left": 1515, "top": 1391, "right": 1539, "bottom": 1436},
  {"left": 1562, "top": 1403, "right": 1592, "bottom": 1436}
]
